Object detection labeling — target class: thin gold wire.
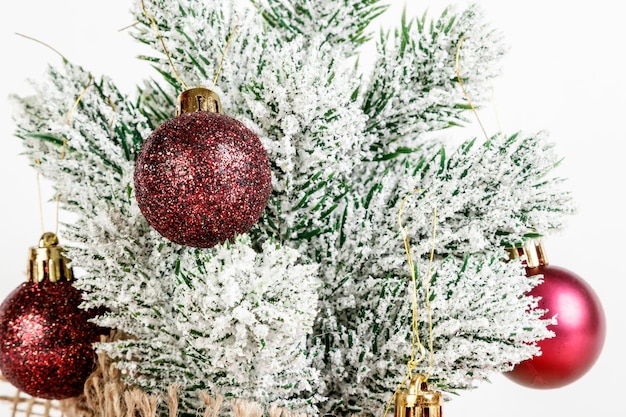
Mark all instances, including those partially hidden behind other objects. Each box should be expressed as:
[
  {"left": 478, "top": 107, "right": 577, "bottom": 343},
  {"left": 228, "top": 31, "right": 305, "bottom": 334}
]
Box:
[
  {"left": 15, "top": 33, "right": 67, "bottom": 61},
  {"left": 35, "top": 162, "right": 44, "bottom": 235},
  {"left": 140, "top": 0, "right": 188, "bottom": 90},
  {"left": 455, "top": 35, "right": 490, "bottom": 141},
  {"left": 33, "top": 77, "right": 92, "bottom": 235},
  {"left": 212, "top": 17, "right": 239, "bottom": 87},
  {"left": 65, "top": 76, "right": 93, "bottom": 126},
  {"left": 15, "top": 33, "right": 89, "bottom": 236},
  {"left": 142, "top": 0, "right": 240, "bottom": 92},
  {"left": 424, "top": 206, "right": 437, "bottom": 378},
  {"left": 383, "top": 34, "right": 495, "bottom": 416},
  {"left": 383, "top": 190, "right": 438, "bottom": 416},
  {"left": 52, "top": 76, "right": 93, "bottom": 235}
]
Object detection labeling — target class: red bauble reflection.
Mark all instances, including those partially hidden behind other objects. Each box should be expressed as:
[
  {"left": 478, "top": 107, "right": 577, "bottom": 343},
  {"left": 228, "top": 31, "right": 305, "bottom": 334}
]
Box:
[
  {"left": 134, "top": 111, "right": 272, "bottom": 248},
  {"left": 505, "top": 264, "right": 605, "bottom": 389},
  {"left": 0, "top": 280, "right": 105, "bottom": 399}
]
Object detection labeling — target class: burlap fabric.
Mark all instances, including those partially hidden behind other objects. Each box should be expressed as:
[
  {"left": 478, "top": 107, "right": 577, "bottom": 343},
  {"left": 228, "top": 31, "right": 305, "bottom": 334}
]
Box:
[{"left": 1, "top": 331, "right": 303, "bottom": 417}]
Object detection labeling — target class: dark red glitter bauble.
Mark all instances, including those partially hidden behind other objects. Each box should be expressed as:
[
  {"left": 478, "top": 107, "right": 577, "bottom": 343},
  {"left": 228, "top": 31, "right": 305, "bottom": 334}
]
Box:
[
  {"left": 506, "top": 264, "right": 606, "bottom": 389},
  {"left": 0, "top": 280, "right": 104, "bottom": 399},
  {"left": 134, "top": 111, "right": 272, "bottom": 248}
]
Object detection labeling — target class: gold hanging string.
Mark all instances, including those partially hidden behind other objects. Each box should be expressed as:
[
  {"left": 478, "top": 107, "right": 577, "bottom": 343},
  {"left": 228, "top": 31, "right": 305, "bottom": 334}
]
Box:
[
  {"left": 455, "top": 35, "right": 490, "bottom": 141},
  {"left": 17, "top": 32, "right": 71, "bottom": 235},
  {"left": 118, "top": 21, "right": 140, "bottom": 32},
  {"left": 32, "top": 75, "right": 93, "bottom": 235},
  {"left": 140, "top": 0, "right": 188, "bottom": 90},
  {"left": 35, "top": 162, "right": 45, "bottom": 235},
  {"left": 212, "top": 16, "right": 239, "bottom": 87},
  {"left": 398, "top": 190, "right": 427, "bottom": 375},
  {"left": 53, "top": 76, "right": 94, "bottom": 235},
  {"left": 382, "top": 31, "right": 493, "bottom": 417},
  {"left": 15, "top": 32, "right": 93, "bottom": 124},
  {"left": 383, "top": 190, "right": 438, "bottom": 417},
  {"left": 398, "top": 191, "right": 438, "bottom": 379},
  {"left": 15, "top": 33, "right": 68, "bottom": 62},
  {"left": 424, "top": 206, "right": 437, "bottom": 378},
  {"left": 140, "top": 1, "right": 238, "bottom": 91},
  {"left": 54, "top": 194, "right": 62, "bottom": 236},
  {"left": 65, "top": 76, "right": 93, "bottom": 126},
  {"left": 34, "top": 166, "right": 67, "bottom": 237}
]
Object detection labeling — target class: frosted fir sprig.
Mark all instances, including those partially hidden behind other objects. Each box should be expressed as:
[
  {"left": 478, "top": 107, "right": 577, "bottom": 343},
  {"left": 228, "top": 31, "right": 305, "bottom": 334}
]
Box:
[
  {"left": 315, "top": 254, "right": 553, "bottom": 414},
  {"left": 338, "top": 132, "right": 574, "bottom": 281},
  {"left": 313, "top": 129, "right": 572, "bottom": 413},
  {"left": 399, "top": 132, "right": 573, "bottom": 256},
  {"left": 12, "top": 61, "right": 151, "bottom": 245},
  {"left": 361, "top": 5, "right": 507, "bottom": 159},
  {"left": 98, "top": 238, "right": 322, "bottom": 413},
  {"left": 131, "top": 0, "right": 244, "bottom": 92},
  {"left": 242, "top": 33, "right": 371, "bottom": 245},
  {"left": 135, "top": 78, "right": 178, "bottom": 130},
  {"left": 250, "top": 0, "right": 389, "bottom": 54},
  {"left": 131, "top": 0, "right": 270, "bottom": 121}
]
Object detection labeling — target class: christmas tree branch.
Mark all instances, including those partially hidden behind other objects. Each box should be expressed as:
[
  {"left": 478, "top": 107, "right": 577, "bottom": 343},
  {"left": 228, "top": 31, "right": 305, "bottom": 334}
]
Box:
[
  {"left": 316, "top": 253, "right": 553, "bottom": 413},
  {"left": 9, "top": 1, "right": 577, "bottom": 415},
  {"left": 250, "top": 0, "right": 389, "bottom": 52},
  {"left": 361, "top": 5, "right": 507, "bottom": 159}
]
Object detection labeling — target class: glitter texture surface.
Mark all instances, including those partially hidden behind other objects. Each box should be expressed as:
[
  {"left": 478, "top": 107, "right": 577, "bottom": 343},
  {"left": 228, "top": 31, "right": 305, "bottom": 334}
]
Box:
[
  {"left": 134, "top": 111, "right": 272, "bottom": 248},
  {"left": 0, "top": 280, "right": 105, "bottom": 399}
]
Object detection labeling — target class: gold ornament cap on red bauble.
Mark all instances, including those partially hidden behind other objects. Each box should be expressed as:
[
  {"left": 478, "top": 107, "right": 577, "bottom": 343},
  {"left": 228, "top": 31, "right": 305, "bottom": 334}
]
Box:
[
  {"left": 506, "top": 240, "right": 548, "bottom": 268},
  {"left": 176, "top": 86, "right": 223, "bottom": 115},
  {"left": 395, "top": 374, "right": 443, "bottom": 417},
  {"left": 27, "top": 232, "right": 73, "bottom": 283}
]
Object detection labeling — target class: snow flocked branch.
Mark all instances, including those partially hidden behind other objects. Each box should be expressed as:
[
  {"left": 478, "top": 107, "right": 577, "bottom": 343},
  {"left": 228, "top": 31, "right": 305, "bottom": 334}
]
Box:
[{"left": 11, "top": 1, "right": 575, "bottom": 416}]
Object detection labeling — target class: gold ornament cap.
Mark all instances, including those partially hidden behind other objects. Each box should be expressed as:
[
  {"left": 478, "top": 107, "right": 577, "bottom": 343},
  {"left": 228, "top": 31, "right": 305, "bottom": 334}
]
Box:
[
  {"left": 176, "top": 86, "right": 223, "bottom": 116},
  {"left": 395, "top": 374, "right": 443, "bottom": 417},
  {"left": 507, "top": 241, "right": 548, "bottom": 268},
  {"left": 27, "top": 232, "right": 73, "bottom": 283}
]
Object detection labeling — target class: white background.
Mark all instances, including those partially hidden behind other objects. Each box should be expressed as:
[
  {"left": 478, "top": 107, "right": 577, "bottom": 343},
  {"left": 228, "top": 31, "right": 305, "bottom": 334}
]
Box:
[{"left": 0, "top": 1, "right": 623, "bottom": 416}]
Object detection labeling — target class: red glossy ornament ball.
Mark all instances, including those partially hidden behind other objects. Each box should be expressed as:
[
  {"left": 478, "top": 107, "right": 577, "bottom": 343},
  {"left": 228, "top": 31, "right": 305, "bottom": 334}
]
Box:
[
  {"left": 134, "top": 110, "right": 272, "bottom": 248},
  {"left": 0, "top": 280, "right": 104, "bottom": 399},
  {"left": 505, "top": 264, "right": 605, "bottom": 389}
]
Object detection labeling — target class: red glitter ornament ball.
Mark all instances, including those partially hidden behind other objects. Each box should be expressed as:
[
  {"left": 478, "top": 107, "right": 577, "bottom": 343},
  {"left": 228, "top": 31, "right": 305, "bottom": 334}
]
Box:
[
  {"left": 0, "top": 233, "right": 106, "bottom": 399},
  {"left": 506, "top": 262, "right": 606, "bottom": 389},
  {"left": 134, "top": 88, "right": 271, "bottom": 248}
]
